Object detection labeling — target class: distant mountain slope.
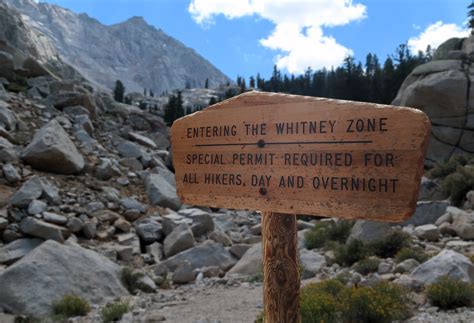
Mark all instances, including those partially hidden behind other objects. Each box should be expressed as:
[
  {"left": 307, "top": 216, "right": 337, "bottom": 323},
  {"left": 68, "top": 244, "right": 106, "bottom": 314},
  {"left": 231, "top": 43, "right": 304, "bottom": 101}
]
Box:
[{"left": 6, "top": 0, "right": 231, "bottom": 93}]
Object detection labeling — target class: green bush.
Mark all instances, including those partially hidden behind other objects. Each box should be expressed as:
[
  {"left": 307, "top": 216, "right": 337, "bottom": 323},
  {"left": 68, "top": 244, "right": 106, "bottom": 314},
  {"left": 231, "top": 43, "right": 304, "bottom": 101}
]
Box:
[
  {"left": 369, "top": 230, "right": 411, "bottom": 258},
  {"left": 255, "top": 279, "right": 411, "bottom": 323},
  {"left": 300, "top": 280, "right": 345, "bottom": 323},
  {"left": 442, "top": 165, "right": 474, "bottom": 206},
  {"left": 52, "top": 295, "right": 91, "bottom": 318},
  {"left": 100, "top": 301, "right": 130, "bottom": 322},
  {"left": 304, "top": 220, "right": 353, "bottom": 250},
  {"left": 341, "top": 282, "right": 411, "bottom": 323},
  {"left": 426, "top": 276, "right": 474, "bottom": 310},
  {"left": 429, "top": 155, "right": 471, "bottom": 179},
  {"left": 395, "top": 246, "right": 430, "bottom": 264},
  {"left": 121, "top": 267, "right": 144, "bottom": 294},
  {"left": 304, "top": 221, "right": 332, "bottom": 249},
  {"left": 353, "top": 258, "right": 380, "bottom": 275},
  {"left": 327, "top": 220, "right": 353, "bottom": 243},
  {"left": 334, "top": 240, "right": 369, "bottom": 266}
]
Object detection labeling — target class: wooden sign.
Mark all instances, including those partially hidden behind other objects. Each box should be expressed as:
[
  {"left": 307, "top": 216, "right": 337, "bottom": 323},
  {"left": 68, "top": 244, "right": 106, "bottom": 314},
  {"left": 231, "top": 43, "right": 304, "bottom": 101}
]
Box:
[{"left": 171, "top": 91, "right": 430, "bottom": 222}]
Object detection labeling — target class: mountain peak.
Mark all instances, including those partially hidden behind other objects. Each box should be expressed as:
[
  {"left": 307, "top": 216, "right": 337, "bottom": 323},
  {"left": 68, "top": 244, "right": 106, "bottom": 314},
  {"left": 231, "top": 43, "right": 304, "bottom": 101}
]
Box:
[
  {"left": 7, "top": 0, "right": 231, "bottom": 93},
  {"left": 123, "top": 16, "right": 148, "bottom": 26}
]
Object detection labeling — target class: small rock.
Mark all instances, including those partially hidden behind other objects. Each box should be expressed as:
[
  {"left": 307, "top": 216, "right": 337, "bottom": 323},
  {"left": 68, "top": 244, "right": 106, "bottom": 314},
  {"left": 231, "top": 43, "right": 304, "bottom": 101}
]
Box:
[
  {"left": 116, "top": 246, "right": 133, "bottom": 262},
  {"left": 120, "top": 197, "right": 146, "bottom": 213},
  {"left": 42, "top": 211, "right": 68, "bottom": 225},
  {"left": 136, "top": 219, "right": 163, "bottom": 244},
  {"left": 20, "top": 217, "right": 69, "bottom": 242},
  {"left": 114, "top": 218, "right": 131, "bottom": 232},
  {"left": 82, "top": 221, "right": 97, "bottom": 239},
  {"left": 145, "top": 174, "right": 181, "bottom": 210},
  {"left": 172, "top": 260, "right": 195, "bottom": 284},
  {"left": 146, "top": 242, "right": 163, "bottom": 262},
  {"left": 67, "top": 217, "right": 83, "bottom": 233},
  {"left": 136, "top": 274, "right": 156, "bottom": 293},
  {"left": 85, "top": 201, "right": 105, "bottom": 215},
  {"left": 202, "top": 266, "right": 222, "bottom": 278},
  {"left": 117, "top": 140, "right": 142, "bottom": 158},
  {"left": 2, "top": 164, "right": 20, "bottom": 183},
  {"left": 394, "top": 259, "right": 420, "bottom": 274},
  {"left": 414, "top": 224, "right": 439, "bottom": 241},
  {"left": 209, "top": 230, "right": 232, "bottom": 246},
  {"left": 191, "top": 213, "right": 214, "bottom": 237},
  {"left": 451, "top": 210, "right": 474, "bottom": 240},
  {"left": 27, "top": 200, "right": 47, "bottom": 215},
  {"left": 164, "top": 223, "right": 195, "bottom": 258},
  {"left": 250, "top": 224, "right": 261, "bottom": 235}
]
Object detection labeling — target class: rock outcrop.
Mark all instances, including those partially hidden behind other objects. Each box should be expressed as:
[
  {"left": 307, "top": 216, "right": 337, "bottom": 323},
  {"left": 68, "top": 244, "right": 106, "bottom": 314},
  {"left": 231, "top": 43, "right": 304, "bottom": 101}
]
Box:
[
  {"left": 21, "top": 119, "right": 85, "bottom": 174},
  {"left": 0, "top": 240, "right": 128, "bottom": 317},
  {"left": 392, "top": 36, "right": 474, "bottom": 164}
]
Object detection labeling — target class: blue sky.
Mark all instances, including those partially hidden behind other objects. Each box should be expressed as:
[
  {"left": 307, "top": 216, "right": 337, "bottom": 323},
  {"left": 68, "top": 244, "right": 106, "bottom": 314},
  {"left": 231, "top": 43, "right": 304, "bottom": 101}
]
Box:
[{"left": 40, "top": 0, "right": 468, "bottom": 80}]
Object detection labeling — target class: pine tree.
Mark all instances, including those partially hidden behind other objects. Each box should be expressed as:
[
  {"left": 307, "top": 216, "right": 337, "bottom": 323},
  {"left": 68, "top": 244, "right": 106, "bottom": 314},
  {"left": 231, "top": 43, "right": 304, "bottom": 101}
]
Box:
[
  {"left": 209, "top": 96, "right": 217, "bottom": 106},
  {"left": 249, "top": 76, "right": 255, "bottom": 88},
  {"left": 468, "top": 1, "right": 474, "bottom": 31},
  {"left": 113, "top": 80, "right": 125, "bottom": 103},
  {"left": 163, "top": 92, "right": 184, "bottom": 126},
  {"left": 150, "top": 89, "right": 154, "bottom": 97},
  {"left": 205, "top": 78, "right": 209, "bottom": 89}
]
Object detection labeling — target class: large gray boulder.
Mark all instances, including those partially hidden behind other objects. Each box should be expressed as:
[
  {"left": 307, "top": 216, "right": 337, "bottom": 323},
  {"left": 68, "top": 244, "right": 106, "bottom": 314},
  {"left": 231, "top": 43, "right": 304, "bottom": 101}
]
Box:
[
  {"left": 0, "top": 240, "right": 128, "bottom": 317},
  {"left": 21, "top": 120, "right": 84, "bottom": 174},
  {"left": 408, "top": 249, "right": 474, "bottom": 285},
  {"left": 228, "top": 243, "right": 262, "bottom": 276},
  {"left": 299, "top": 249, "right": 326, "bottom": 279},
  {"left": 162, "top": 240, "right": 236, "bottom": 272},
  {"left": 145, "top": 173, "right": 181, "bottom": 210},
  {"left": 392, "top": 36, "right": 474, "bottom": 164},
  {"left": 347, "top": 220, "right": 392, "bottom": 243},
  {"left": 451, "top": 209, "right": 474, "bottom": 240},
  {"left": 399, "top": 201, "right": 449, "bottom": 226}
]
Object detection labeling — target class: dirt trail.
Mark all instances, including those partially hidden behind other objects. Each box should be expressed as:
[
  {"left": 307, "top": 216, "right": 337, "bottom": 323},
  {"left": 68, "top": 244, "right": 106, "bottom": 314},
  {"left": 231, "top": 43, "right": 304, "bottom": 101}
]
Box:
[{"left": 154, "top": 282, "right": 263, "bottom": 323}]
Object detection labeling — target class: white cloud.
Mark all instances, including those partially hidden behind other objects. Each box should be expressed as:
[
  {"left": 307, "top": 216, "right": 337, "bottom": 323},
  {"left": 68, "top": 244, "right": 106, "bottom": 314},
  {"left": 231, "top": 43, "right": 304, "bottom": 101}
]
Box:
[
  {"left": 408, "top": 21, "right": 469, "bottom": 53},
  {"left": 188, "top": 0, "right": 367, "bottom": 74}
]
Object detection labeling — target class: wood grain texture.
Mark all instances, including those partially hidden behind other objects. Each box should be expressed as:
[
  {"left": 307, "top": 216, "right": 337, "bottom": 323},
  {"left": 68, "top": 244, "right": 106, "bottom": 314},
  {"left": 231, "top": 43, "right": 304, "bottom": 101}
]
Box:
[
  {"left": 171, "top": 91, "right": 431, "bottom": 222},
  {"left": 262, "top": 212, "right": 300, "bottom": 323}
]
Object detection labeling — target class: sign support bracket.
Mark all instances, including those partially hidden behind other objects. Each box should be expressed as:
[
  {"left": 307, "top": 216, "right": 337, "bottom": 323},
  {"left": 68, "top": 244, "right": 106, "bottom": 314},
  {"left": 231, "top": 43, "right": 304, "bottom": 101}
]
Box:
[{"left": 262, "top": 212, "right": 301, "bottom": 323}]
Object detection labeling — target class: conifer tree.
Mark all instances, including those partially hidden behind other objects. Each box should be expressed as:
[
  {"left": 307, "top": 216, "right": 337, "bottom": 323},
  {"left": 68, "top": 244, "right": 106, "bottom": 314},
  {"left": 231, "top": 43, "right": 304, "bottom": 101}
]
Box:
[
  {"left": 468, "top": 1, "right": 474, "bottom": 31},
  {"left": 113, "top": 80, "right": 125, "bottom": 103}
]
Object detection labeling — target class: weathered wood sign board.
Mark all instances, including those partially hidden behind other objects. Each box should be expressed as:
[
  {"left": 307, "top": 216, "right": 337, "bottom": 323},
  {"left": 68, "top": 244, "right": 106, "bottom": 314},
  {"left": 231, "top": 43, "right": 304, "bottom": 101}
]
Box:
[{"left": 171, "top": 92, "right": 430, "bottom": 222}]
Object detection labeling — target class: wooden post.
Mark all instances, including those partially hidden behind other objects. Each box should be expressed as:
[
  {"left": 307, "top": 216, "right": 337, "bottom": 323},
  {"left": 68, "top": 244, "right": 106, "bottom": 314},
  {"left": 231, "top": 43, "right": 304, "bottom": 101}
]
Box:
[{"left": 261, "top": 212, "right": 300, "bottom": 323}]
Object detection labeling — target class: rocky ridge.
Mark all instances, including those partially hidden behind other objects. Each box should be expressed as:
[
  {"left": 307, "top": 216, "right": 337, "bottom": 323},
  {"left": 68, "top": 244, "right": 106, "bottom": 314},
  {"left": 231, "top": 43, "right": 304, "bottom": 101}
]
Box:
[
  {"left": 5, "top": 0, "right": 231, "bottom": 93},
  {"left": 393, "top": 35, "right": 474, "bottom": 165}
]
